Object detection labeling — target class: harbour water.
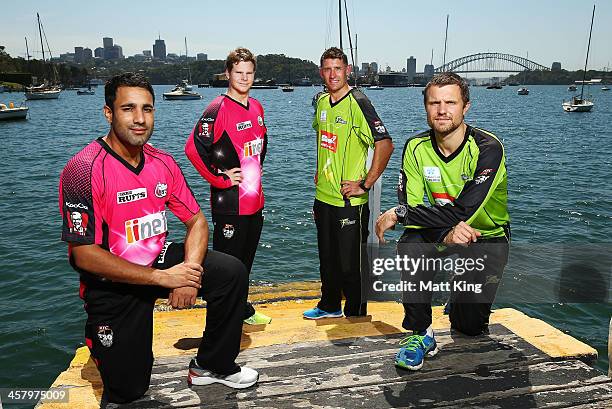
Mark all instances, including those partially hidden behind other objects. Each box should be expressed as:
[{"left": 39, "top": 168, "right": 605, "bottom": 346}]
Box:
[{"left": 0, "top": 85, "right": 610, "bottom": 399}]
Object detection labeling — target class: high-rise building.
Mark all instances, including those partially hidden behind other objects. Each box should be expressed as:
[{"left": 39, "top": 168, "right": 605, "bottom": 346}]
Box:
[
  {"left": 552, "top": 62, "right": 562, "bottom": 71},
  {"left": 361, "top": 62, "right": 369, "bottom": 74},
  {"left": 143, "top": 50, "right": 152, "bottom": 57},
  {"left": 424, "top": 64, "right": 435, "bottom": 79},
  {"left": 74, "top": 47, "right": 84, "bottom": 64},
  {"left": 103, "top": 37, "right": 113, "bottom": 48},
  {"left": 406, "top": 56, "right": 416, "bottom": 82},
  {"left": 197, "top": 53, "right": 208, "bottom": 61},
  {"left": 153, "top": 37, "right": 166, "bottom": 60},
  {"left": 370, "top": 62, "right": 378, "bottom": 73},
  {"left": 83, "top": 48, "right": 93, "bottom": 62},
  {"left": 94, "top": 47, "right": 104, "bottom": 58}
]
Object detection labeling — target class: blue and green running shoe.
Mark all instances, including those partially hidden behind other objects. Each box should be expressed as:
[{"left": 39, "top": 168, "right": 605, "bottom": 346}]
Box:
[
  {"left": 395, "top": 331, "right": 439, "bottom": 370},
  {"left": 303, "top": 307, "right": 343, "bottom": 319}
]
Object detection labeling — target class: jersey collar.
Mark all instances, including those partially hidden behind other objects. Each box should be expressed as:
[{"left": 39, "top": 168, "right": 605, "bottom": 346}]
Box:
[
  {"left": 96, "top": 137, "right": 146, "bottom": 175},
  {"left": 429, "top": 124, "right": 472, "bottom": 163},
  {"left": 223, "top": 94, "right": 250, "bottom": 110},
  {"left": 328, "top": 87, "right": 353, "bottom": 107}
]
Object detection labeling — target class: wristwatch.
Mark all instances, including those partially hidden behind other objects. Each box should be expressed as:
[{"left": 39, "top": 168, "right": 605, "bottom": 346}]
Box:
[
  {"left": 394, "top": 204, "right": 408, "bottom": 224},
  {"left": 359, "top": 179, "right": 370, "bottom": 192}
]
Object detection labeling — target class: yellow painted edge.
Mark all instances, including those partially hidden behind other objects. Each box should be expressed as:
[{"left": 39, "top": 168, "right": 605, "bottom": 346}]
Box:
[{"left": 39, "top": 283, "right": 599, "bottom": 408}]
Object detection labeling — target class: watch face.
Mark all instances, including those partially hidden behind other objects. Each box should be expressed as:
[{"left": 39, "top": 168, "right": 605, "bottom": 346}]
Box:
[{"left": 395, "top": 206, "right": 407, "bottom": 218}]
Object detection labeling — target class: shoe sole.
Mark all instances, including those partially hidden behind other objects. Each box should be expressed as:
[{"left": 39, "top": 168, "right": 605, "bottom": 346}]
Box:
[
  {"left": 395, "top": 345, "right": 439, "bottom": 371},
  {"left": 188, "top": 371, "right": 259, "bottom": 389},
  {"left": 303, "top": 313, "right": 343, "bottom": 320}
]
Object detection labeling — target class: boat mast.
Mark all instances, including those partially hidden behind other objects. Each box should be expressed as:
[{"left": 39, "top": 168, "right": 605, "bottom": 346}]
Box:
[
  {"left": 442, "top": 14, "right": 449, "bottom": 71},
  {"left": 37, "top": 13, "right": 45, "bottom": 61},
  {"left": 25, "top": 37, "right": 30, "bottom": 61},
  {"left": 338, "top": 0, "right": 343, "bottom": 50},
  {"left": 580, "top": 4, "right": 595, "bottom": 99}
]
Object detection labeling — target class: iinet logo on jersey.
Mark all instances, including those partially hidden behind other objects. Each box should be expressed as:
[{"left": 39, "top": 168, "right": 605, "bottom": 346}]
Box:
[
  {"left": 125, "top": 211, "right": 168, "bottom": 244},
  {"left": 244, "top": 138, "right": 264, "bottom": 157}
]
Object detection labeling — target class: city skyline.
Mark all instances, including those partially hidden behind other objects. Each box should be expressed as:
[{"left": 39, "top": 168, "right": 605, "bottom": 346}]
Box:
[{"left": 2, "top": 0, "right": 612, "bottom": 72}]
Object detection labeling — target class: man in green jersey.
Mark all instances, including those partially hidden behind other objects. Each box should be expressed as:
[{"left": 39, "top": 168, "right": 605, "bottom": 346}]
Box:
[
  {"left": 376, "top": 72, "right": 510, "bottom": 370},
  {"left": 304, "top": 47, "right": 394, "bottom": 319}
]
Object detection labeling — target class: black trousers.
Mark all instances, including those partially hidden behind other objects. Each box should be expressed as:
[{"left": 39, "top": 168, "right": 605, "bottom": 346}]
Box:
[
  {"left": 212, "top": 210, "right": 264, "bottom": 319},
  {"left": 399, "top": 229, "right": 509, "bottom": 336},
  {"left": 314, "top": 199, "right": 369, "bottom": 316},
  {"left": 83, "top": 243, "right": 248, "bottom": 404}
]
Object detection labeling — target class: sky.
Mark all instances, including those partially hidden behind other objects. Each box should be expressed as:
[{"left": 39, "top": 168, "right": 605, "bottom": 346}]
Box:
[{"left": 2, "top": 0, "right": 611, "bottom": 73}]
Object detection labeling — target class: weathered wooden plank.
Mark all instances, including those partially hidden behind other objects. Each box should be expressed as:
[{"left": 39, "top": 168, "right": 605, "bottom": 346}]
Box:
[{"left": 117, "top": 325, "right": 610, "bottom": 408}]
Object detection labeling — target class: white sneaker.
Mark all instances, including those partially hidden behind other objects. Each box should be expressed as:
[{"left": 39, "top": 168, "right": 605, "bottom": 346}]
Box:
[{"left": 187, "top": 358, "right": 258, "bottom": 389}]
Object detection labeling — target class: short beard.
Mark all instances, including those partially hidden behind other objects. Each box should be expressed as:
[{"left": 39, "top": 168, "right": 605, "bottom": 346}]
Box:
[{"left": 112, "top": 123, "right": 153, "bottom": 147}]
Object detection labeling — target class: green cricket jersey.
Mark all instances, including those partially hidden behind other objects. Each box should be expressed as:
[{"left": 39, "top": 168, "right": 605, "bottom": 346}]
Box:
[
  {"left": 398, "top": 125, "right": 510, "bottom": 238},
  {"left": 313, "top": 88, "right": 391, "bottom": 207}
]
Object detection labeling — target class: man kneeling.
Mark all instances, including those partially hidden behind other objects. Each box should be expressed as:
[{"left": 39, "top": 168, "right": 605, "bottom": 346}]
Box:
[{"left": 59, "top": 73, "right": 258, "bottom": 403}]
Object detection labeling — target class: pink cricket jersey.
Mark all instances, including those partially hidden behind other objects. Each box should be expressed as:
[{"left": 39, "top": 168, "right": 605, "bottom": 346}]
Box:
[{"left": 59, "top": 138, "right": 200, "bottom": 267}]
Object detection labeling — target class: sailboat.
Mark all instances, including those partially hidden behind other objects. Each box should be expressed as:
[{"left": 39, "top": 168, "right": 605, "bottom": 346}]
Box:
[
  {"left": 25, "top": 13, "right": 61, "bottom": 100},
  {"left": 163, "top": 38, "right": 201, "bottom": 100},
  {"left": 563, "top": 5, "right": 596, "bottom": 112},
  {"left": 517, "top": 54, "right": 529, "bottom": 95}
]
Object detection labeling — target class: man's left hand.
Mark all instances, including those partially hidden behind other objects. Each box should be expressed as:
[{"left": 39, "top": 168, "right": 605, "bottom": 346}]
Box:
[
  {"left": 168, "top": 286, "right": 198, "bottom": 309},
  {"left": 340, "top": 180, "right": 366, "bottom": 198},
  {"left": 375, "top": 207, "right": 398, "bottom": 244}
]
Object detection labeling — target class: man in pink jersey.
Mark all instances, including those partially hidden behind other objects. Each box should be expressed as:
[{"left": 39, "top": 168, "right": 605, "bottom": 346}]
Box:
[
  {"left": 59, "top": 73, "right": 258, "bottom": 404},
  {"left": 186, "top": 47, "right": 270, "bottom": 325}
]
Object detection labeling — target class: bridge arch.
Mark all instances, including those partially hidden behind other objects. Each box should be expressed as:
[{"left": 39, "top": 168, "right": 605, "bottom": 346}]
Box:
[{"left": 435, "top": 53, "right": 550, "bottom": 73}]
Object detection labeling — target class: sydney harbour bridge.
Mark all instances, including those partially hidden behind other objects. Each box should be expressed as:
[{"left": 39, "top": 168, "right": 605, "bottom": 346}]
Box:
[{"left": 434, "top": 52, "right": 550, "bottom": 73}]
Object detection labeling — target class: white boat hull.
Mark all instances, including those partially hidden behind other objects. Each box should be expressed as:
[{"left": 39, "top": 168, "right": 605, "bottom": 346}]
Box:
[
  {"left": 25, "top": 90, "right": 61, "bottom": 100},
  {"left": 0, "top": 107, "right": 28, "bottom": 120},
  {"left": 162, "top": 92, "right": 201, "bottom": 100},
  {"left": 562, "top": 101, "right": 594, "bottom": 112}
]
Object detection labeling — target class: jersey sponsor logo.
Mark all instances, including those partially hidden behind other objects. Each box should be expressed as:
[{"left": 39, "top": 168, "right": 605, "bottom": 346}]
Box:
[
  {"left": 398, "top": 172, "right": 404, "bottom": 192},
  {"left": 475, "top": 175, "right": 490, "bottom": 184},
  {"left": 157, "top": 240, "right": 172, "bottom": 264},
  {"left": 335, "top": 116, "right": 347, "bottom": 125},
  {"left": 66, "top": 210, "right": 89, "bottom": 236},
  {"left": 236, "top": 120, "right": 253, "bottom": 131},
  {"left": 65, "top": 201, "right": 89, "bottom": 210},
  {"left": 155, "top": 182, "right": 168, "bottom": 198},
  {"left": 125, "top": 211, "right": 168, "bottom": 244},
  {"left": 198, "top": 121, "right": 212, "bottom": 138},
  {"left": 320, "top": 110, "right": 327, "bottom": 122},
  {"left": 223, "top": 224, "right": 235, "bottom": 239},
  {"left": 373, "top": 120, "right": 386, "bottom": 134},
  {"left": 479, "top": 168, "right": 495, "bottom": 176},
  {"left": 424, "top": 167, "right": 442, "bottom": 182},
  {"left": 320, "top": 130, "right": 338, "bottom": 152},
  {"left": 432, "top": 192, "right": 455, "bottom": 205},
  {"left": 117, "top": 188, "right": 147, "bottom": 204},
  {"left": 257, "top": 116, "right": 264, "bottom": 126},
  {"left": 339, "top": 218, "right": 356, "bottom": 228},
  {"left": 244, "top": 138, "right": 264, "bottom": 157},
  {"left": 97, "top": 325, "right": 113, "bottom": 347}
]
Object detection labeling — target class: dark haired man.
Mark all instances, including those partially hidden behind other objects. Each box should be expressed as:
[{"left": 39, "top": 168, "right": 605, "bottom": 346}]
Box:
[
  {"left": 376, "top": 72, "right": 510, "bottom": 371},
  {"left": 60, "top": 73, "right": 258, "bottom": 404},
  {"left": 304, "top": 47, "right": 394, "bottom": 319},
  {"left": 186, "top": 47, "right": 271, "bottom": 325}
]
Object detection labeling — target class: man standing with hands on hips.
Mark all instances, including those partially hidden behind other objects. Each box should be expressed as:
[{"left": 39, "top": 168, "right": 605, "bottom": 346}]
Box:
[
  {"left": 186, "top": 47, "right": 271, "bottom": 325},
  {"left": 304, "top": 47, "right": 394, "bottom": 319}
]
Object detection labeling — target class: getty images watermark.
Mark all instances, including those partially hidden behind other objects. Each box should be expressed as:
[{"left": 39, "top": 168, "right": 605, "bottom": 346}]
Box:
[
  {"left": 361, "top": 243, "right": 611, "bottom": 304},
  {"left": 371, "top": 254, "right": 488, "bottom": 295}
]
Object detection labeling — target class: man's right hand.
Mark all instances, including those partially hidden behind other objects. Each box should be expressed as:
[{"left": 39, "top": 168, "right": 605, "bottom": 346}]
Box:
[
  {"left": 443, "top": 221, "right": 481, "bottom": 245},
  {"left": 153, "top": 262, "right": 203, "bottom": 289},
  {"left": 223, "top": 168, "right": 242, "bottom": 186}
]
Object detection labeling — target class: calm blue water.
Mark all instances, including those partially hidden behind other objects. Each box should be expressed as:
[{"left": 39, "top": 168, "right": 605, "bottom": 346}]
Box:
[{"left": 0, "top": 85, "right": 610, "bottom": 400}]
